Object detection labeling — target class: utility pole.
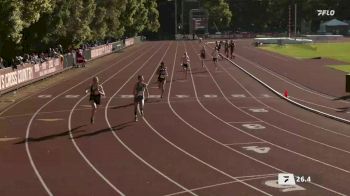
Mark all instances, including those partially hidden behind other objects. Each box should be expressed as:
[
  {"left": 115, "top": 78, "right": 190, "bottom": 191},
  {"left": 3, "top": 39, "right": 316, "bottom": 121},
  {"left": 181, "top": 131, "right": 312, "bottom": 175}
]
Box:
[
  {"left": 175, "top": 0, "right": 177, "bottom": 36},
  {"left": 288, "top": 5, "right": 291, "bottom": 38},
  {"left": 294, "top": 3, "right": 297, "bottom": 37}
]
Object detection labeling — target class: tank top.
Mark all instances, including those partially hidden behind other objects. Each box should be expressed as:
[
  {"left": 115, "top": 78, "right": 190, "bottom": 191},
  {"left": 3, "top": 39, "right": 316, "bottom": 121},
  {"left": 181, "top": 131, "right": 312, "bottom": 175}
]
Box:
[
  {"left": 136, "top": 82, "right": 145, "bottom": 97},
  {"left": 90, "top": 85, "right": 100, "bottom": 96},
  {"left": 159, "top": 67, "right": 167, "bottom": 78}
]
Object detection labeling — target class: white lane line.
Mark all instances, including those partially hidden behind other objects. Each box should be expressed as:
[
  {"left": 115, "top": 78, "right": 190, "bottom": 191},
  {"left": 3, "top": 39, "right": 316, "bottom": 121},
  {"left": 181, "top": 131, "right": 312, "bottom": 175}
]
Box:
[
  {"left": 225, "top": 141, "right": 267, "bottom": 146},
  {"left": 120, "top": 95, "right": 134, "bottom": 98},
  {"left": 24, "top": 42, "right": 155, "bottom": 196},
  {"left": 65, "top": 95, "right": 80, "bottom": 98},
  {"left": 0, "top": 137, "right": 19, "bottom": 142},
  {"left": 235, "top": 51, "right": 350, "bottom": 104},
  {"left": 190, "top": 42, "right": 347, "bottom": 195},
  {"left": 104, "top": 42, "right": 198, "bottom": 196},
  {"left": 149, "top": 95, "right": 161, "bottom": 98},
  {"left": 176, "top": 95, "right": 190, "bottom": 98},
  {"left": 231, "top": 94, "right": 247, "bottom": 98},
  {"left": 217, "top": 53, "right": 350, "bottom": 155},
  {"left": 36, "top": 118, "right": 64, "bottom": 122},
  {"left": 38, "top": 95, "right": 52, "bottom": 98},
  {"left": 227, "top": 121, "right": 263, "bottom": 124},
  {"left": 157, "top": 42, "right": 272, "bottom": 196},
  {"left": 68, "top": 43, "right": 166, "bottom": 196},
  {"left": 163, "top": 174, "right": 278, "bottom": 196},
  {"left": 203, "top": 94, "right": 218, "bottom": 98},
  {"left": 291, "top": 96, "right": 341, "bottom": 111},
  {"left": 0, "top": 42, "right": 149, "bottom": 118}
]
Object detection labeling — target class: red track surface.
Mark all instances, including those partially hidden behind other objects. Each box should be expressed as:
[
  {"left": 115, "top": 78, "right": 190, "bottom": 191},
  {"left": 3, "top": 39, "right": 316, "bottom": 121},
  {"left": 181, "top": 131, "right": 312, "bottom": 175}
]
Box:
[{"left": 1, "top": 40, "right": 349, "bottom": 196}]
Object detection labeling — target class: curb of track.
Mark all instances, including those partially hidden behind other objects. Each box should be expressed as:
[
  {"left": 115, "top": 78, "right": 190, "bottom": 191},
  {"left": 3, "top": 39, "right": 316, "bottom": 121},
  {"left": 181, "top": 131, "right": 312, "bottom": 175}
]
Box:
[{"left": 218, "top": 53, "right": 350, "bottom": 125}]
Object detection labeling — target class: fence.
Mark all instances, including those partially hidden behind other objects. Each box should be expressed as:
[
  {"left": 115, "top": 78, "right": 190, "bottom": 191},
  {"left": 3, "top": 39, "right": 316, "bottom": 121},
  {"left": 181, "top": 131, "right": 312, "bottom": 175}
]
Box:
[{"left": 0, "top": 36, "right": 141, "bottom": 95}]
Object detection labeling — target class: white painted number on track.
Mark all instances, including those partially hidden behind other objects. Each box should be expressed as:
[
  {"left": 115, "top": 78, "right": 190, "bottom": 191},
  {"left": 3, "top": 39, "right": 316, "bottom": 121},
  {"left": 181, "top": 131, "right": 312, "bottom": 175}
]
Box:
[
  {"left": 38, "top": 95, "right": 52, "bottom": 98},
  {"left": 242, "top": 146, "right": 270, "bottom": 154},
  {"left": 120, "top": 95, "right": 134, "bottom": 98},
  {"left": 204, "top": 94, "right": 218, "bottom": 98},
  {"left": 65, "top": 95, "right": 80, "bottom": 98},
  {"left": 231, "top": 94, "right": 246, "bottom": 98},
  {"left": 176, "top": 95, "right": 190, "bottom": 98},
  {"left": 249, "top": 108, "right": 269, "bottom": 113},
  {"left": 242, "top": 124, "right": 266, "bottom": 130},
  {"left": 265, "top": 180, "right": 306, "bottom": 192}
]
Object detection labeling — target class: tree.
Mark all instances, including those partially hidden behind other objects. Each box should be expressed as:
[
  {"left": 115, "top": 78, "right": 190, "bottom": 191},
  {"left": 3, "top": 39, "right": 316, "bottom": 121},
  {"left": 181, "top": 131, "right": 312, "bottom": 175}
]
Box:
[
  {"left": 0, "top": 0, "right": 53, "bottom": 58},
  {"left": 145, "top": 0, "right": 160, "bottom": 32},
  {"left": 201, "top": 0, "right": 232, "bottom": 32}
]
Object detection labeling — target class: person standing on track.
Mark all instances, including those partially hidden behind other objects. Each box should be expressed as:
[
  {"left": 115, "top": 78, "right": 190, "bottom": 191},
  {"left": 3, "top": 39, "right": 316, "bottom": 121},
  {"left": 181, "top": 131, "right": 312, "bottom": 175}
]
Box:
[
  {"left": 157, "top": 62, "right": 168, "bottom": 98},
  {"left": 230, "top": 40, "right": 235, "bottom": 59},
  {"left": 182, "top": 52, "right": 190, "bottom": 79},
  {"left": 200, "top": 46, "right": 206, "bottom": 67},
  {"left": 133, "top": 75, "right": 149, "bottom": 122},
  {"left": 212, "top": 47, "right": 219, "bottom": 70},
  {"left": 224, "top": 40, "right": 229, "bottom": 58},
  {"left": 85, "top": 76, "right": 105, "bottom": 124}
]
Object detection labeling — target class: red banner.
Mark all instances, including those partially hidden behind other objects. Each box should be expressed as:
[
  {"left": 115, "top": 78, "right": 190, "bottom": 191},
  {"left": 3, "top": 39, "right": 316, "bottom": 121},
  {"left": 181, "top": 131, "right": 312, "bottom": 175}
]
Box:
[{"left": 0, "top": 57, "right": 64, "bottom": 92}]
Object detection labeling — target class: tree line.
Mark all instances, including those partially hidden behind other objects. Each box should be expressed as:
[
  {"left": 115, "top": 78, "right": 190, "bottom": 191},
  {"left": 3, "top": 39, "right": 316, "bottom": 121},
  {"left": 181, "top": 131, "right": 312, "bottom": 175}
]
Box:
[{"left": 0, "top": 0, "right": 160, "bottom": 61}]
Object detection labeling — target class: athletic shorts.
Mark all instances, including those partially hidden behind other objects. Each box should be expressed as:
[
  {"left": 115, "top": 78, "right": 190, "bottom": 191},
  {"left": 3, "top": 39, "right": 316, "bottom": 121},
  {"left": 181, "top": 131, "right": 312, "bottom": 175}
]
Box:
[
  {"left": 213, "top": 58, "right": 218, "bottom": 62},
  {"left": 134, "top": 95, "right": 144, "bottom": 102},
  {"left": 158, "top": 77, "right": 166, "bottom": 82},
  {"left": 201, "top": 53, "right": 206, "bottom": 59},
  {"left": 90, "top": 94, "right": 101, "bottom": 105},
  {"left": 182, "top": 63, "right": 189, "bottom": 68}
]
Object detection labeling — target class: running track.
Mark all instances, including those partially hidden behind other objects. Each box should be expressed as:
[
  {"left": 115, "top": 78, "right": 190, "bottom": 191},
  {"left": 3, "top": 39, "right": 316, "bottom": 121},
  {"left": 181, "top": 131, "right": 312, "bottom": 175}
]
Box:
[{"left": 0, "top": 41, "right": 349, "bottom": 196}]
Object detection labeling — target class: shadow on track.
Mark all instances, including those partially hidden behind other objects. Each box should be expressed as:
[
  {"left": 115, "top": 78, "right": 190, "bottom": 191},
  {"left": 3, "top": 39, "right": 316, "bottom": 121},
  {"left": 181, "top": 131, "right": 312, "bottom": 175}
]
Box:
[
  {"left": 72, "top": 121, "right": 133, "bottom": 139},
  {"left": 333, "top": 95, "right": 350, "bottom": 101},
  {"left": 109, "top": 103, "right": 134, "bottom": 110},
  {"left": 15, "top": 125, "right": 87, "bottom": 144}
]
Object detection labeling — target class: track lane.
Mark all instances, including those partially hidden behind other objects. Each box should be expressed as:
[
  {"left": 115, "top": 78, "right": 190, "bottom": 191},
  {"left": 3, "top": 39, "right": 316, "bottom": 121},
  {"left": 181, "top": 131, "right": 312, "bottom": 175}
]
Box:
[
  {"left": 187, "top": 41, "right": 349, "bottom": 195},
  {"left": 0, "top": 43, "right": 152, "bottom": 196}
]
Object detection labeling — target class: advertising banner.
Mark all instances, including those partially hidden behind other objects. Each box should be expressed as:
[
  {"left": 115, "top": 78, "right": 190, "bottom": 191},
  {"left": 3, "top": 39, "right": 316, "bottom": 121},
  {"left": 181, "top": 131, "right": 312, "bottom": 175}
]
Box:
[
  {"left": 0, "top": 57, "right": 63, "bottom": 93},
  {"left": 90, "top": 44, "right": 113, "bottom": 59}
]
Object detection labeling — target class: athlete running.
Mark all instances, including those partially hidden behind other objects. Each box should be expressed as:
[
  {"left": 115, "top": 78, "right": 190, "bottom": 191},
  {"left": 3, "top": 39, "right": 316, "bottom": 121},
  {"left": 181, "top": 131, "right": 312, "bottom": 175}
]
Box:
[
  {"left": 224, "top": 40, "right": 229, "bottom": 58},
  {"left": 182, "top": 52, "right": 190, "bottom": 79},
  {"left": 133, "top": 75, "right": 149, "bottom": 122},
  {"left": 212, "top": 47, "right": 219, "bottom": 70},
  {"left": 157, "top": 62, "right": 168, "bottom": 98},
  {"left": 200, "top": 46, "right": 206, "bottom": 67},
  {"left": 85, "top": 76, "right": 105, "bottom": 124},
  {"left": 230, "top": 40, "right": 235, "bottom": 59}
]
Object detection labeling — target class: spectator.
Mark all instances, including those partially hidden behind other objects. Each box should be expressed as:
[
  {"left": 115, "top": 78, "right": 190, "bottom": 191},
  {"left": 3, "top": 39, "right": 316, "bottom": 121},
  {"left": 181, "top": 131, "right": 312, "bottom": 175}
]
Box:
[{"left": 0, "top": 57, "right": 4, "bottom": 69}]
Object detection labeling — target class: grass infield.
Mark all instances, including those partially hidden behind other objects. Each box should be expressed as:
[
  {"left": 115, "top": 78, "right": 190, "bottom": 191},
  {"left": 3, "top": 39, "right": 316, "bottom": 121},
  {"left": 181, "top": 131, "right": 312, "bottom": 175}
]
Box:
[
  {"left": 261, "top": 43, "right": 350, "bottom": 63},
  {"left": 260, "top": 42, "right": 350, "bottom": 73}
]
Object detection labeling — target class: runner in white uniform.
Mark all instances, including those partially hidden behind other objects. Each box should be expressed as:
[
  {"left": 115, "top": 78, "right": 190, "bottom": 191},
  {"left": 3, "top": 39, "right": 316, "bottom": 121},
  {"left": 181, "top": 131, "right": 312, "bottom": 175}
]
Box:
[{"left": 133, "top": 75, "right": 149, "bottom": 122}]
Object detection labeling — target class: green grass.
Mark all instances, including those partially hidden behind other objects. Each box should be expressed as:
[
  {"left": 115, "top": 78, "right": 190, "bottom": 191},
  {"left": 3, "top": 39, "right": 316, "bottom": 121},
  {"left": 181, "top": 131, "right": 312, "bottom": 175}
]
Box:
[
  {"left": 328, "top": 65, "right": 350, "bottom": 73},
  {"left": 261, "top": 42, "right": 350, "bottom": 63}
]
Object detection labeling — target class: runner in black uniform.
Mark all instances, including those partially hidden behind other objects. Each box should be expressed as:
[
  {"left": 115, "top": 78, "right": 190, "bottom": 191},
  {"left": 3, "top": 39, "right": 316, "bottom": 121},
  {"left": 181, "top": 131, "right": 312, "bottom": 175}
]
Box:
[
  {"left": 200, "top": 46, "right": 206, "bottom": 67},
  {"left": 224, "top": 40, "right": 229, "bottom": 58},
  {"left": 230, "top": 40, "right": 235, "bottom": 59},
  {"left": 157, "top": 62, "right": 168, "bottom": 98},
  {"left": 85, "top": 76, "right": 105, "bottom": 124},
  {"left": 133, "top": 75, "right": 149, "bottom": 122},
  {"left": 182, "top": 52, "right": 190, "bottom": 79}
]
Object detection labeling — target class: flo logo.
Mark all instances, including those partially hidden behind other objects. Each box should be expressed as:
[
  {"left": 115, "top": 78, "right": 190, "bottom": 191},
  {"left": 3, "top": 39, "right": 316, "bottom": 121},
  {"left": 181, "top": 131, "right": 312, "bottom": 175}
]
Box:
[{"left": 317, "top": 10, "right": 335, "bottom": 16}]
